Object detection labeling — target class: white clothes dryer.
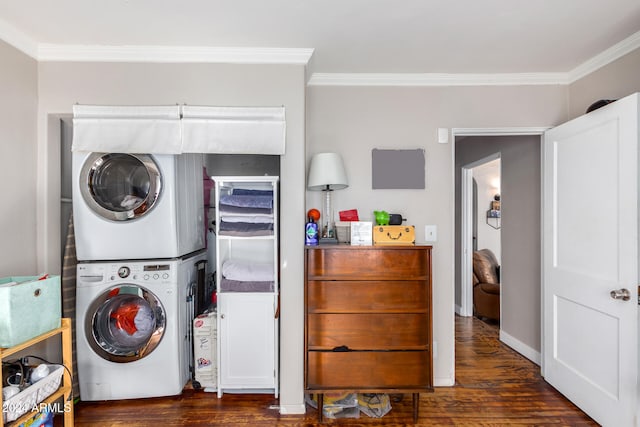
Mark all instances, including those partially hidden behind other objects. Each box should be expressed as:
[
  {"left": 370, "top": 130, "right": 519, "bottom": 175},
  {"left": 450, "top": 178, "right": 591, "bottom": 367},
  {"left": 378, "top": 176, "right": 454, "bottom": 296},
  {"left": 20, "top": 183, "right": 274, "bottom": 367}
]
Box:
[
  {"left": 72, "top": 152, "right": 205, "bottom": 261},
  {"left": 75, "top": 251, "right": 206, "bottom": 400}
]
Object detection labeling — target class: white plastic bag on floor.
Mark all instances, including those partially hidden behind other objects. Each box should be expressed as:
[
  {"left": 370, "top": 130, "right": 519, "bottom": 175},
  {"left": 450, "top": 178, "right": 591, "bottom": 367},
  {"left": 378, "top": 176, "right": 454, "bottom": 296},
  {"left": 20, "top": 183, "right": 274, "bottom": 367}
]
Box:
[{"left": 358, "top": 393, "right": 392, "bottom": 418}]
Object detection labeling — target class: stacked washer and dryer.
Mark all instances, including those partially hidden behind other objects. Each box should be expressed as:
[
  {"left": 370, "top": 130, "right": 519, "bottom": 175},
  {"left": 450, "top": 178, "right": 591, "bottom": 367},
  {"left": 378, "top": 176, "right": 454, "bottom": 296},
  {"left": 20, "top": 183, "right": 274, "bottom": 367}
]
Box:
[{"left": 73, "top": 151, "right": 207, "bottom": 401}]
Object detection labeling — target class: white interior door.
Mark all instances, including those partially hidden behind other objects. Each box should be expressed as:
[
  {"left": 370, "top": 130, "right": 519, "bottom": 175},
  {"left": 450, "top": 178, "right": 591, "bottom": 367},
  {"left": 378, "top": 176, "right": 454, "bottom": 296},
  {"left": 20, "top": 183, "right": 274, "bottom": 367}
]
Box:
[{"left": 542, "top": 93, "right": 639, "bottom": 426}]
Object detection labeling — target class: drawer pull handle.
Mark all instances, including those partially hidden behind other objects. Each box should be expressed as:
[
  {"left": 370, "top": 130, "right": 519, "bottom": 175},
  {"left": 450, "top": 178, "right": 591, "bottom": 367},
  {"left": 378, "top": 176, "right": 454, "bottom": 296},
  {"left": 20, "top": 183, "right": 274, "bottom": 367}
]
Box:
[{"left": 332, "top": 345, "right": 351, "bottom": 352}]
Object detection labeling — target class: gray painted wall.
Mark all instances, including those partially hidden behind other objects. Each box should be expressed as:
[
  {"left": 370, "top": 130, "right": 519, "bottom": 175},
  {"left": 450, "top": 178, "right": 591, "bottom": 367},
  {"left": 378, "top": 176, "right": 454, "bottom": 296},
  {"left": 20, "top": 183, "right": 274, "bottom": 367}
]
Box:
[
  {"left": 204, "top": 154, "right": 280, "bottom": 177},
  {"left": 0, "top": 40, "right": 37, "bottom": 275},
  {"left": 306, "top": 85, "right": 566, "bottom": 383},
  {"left": 569, "top": 48, "right": 640, "bottom": 120},
  {"left": 455, "top": 135, "right": 541, "bottom": 354}
]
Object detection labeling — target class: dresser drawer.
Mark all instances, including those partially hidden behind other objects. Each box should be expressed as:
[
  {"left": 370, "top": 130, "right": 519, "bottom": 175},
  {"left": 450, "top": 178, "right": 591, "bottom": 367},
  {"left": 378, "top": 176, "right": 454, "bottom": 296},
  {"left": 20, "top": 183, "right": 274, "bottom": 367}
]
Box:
[
  {"left": 306, "top": 247, "right": 430, "bottom": 280},
  {"left": 307, "top": 313, "right": 428, "bottom": 350},
  {"left": 307, "top": 280, "right": 428, "bottom": 313},
  {"left": 307, "top": 351, "right": 431, "bottom": 389}
]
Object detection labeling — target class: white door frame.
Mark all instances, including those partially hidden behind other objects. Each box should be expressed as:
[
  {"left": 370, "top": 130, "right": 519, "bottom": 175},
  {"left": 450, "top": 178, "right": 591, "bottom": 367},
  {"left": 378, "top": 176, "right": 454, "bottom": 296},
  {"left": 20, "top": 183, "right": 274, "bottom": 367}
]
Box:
[{"left": 453, "top": 127, "right": 548, "bottom": 320}]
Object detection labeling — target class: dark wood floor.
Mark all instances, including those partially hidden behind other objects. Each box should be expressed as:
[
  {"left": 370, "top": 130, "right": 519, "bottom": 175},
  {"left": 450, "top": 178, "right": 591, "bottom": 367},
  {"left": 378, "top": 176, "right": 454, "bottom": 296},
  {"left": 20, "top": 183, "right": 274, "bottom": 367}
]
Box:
[{"left": 68, "top": 316, "right": 597, "bottom": 426}]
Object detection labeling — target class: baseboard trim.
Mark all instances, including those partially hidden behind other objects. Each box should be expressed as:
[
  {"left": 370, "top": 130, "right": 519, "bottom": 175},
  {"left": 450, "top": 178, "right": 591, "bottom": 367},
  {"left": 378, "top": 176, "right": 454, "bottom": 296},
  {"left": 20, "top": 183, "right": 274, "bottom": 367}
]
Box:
[
  {"left": 434, "top": 377, "right": 455, "bottom": 387},
  {"left": 499, "top": 330, "right": 541, "bottom": 365},
  {"left": 279, "top": 404, "right": 307, "bottom": 415},
  {"left": 455, "top": 304, "right": 463, "bottom": 316}
]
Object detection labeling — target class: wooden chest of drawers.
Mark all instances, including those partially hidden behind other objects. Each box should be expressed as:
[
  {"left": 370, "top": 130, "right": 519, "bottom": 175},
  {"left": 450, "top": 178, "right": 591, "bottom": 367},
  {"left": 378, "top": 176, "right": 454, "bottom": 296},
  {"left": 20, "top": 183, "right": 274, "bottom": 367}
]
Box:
[{"left": 304, "top": 245, "right": 433, "bottom": 422}]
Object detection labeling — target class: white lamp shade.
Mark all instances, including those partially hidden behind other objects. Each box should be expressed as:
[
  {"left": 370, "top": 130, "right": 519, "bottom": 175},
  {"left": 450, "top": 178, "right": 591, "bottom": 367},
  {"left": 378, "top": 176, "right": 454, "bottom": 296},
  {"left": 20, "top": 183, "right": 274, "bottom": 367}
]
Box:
[{"left": 307, "top": 152, "right": 349, "bottom": 190}]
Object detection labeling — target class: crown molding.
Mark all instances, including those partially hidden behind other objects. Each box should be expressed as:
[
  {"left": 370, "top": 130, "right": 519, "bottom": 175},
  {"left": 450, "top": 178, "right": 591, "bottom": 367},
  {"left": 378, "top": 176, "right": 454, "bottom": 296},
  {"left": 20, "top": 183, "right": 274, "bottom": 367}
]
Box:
[
  {"left": 0, "top": 18, "right": 38, "bottom": 58},
  {"left": 37, "top": 44, "right": 314, "bottom": 64},
  {"left": 307, "top": 72, "right": 569, "bottom": 87},
  {"left": 452, "top": 127, "right": 550, "bottom": 136},
  {"left": 307, "top": 29, "right": 640, "bottom": 87},
  {"left": 568, "top": 29, "right": 640, "bottom": 83},
  {"left": 1, "top": 16, "right": 638, "bottom": 84}
]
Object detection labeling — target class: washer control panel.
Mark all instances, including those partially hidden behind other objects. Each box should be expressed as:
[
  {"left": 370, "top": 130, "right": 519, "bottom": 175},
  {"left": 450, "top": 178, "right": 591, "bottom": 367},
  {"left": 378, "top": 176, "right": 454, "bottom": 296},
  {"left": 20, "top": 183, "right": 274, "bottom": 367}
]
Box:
[
  {"left": 117, "top": 266, "right": 130, "bottom": 278},
  {"left": 106, "top": 263, "right": 174, "bottom": 283}
]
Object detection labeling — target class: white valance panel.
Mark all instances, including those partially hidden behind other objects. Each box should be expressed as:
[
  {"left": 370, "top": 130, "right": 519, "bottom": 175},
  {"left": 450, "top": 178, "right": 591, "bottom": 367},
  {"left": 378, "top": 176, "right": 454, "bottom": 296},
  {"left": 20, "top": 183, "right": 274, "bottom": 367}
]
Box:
[
  {"left": 181, "top": 106, "right": 286, "bottom": 155},
  {"left": 72, "top": 105, "right": 286, "bottom": 155},
  {"left": 72, "top": 105, "right": 182, "bottom": 154}
]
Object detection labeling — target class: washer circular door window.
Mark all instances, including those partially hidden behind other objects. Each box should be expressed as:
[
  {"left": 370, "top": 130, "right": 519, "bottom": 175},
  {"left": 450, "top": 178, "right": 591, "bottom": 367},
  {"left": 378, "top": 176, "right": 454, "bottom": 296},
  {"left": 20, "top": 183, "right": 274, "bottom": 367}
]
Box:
[
  {"left": 86, "top": 284, "right": 166, "bottom": 363},
  {"left": 80, "top": 153, "right": 162, "bottom": 221}
]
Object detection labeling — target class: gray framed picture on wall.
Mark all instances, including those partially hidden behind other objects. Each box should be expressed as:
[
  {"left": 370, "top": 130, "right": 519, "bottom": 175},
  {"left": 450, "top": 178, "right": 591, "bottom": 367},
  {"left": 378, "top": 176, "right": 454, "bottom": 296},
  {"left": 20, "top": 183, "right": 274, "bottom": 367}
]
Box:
[{"left": 372, "top": 148, "right": 425, "bottom": 189}]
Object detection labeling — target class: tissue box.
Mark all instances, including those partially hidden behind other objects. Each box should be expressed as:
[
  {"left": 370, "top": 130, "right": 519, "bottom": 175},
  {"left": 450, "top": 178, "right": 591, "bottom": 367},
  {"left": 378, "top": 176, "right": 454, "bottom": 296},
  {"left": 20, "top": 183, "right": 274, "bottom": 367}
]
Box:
[
  {"left": 0, "top": 276, "right": 61, "bottom": 347},
  {"left": 350, "top": 222, "right": 372, "bottom": 246}
]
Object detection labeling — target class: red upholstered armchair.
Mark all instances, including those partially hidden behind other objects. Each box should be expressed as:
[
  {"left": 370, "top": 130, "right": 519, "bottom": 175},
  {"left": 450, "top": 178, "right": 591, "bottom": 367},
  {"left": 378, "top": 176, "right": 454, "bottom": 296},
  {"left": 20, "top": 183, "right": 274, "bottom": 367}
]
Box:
[{"left": 472, "top": 249, "right": 500, "bottom": 321}]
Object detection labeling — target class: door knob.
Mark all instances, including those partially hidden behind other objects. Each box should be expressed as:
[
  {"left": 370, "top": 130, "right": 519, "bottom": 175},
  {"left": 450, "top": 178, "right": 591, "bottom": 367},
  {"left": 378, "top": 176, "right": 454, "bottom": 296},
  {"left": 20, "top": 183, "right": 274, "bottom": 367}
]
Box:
[{"left": 610, "top": 288, "right": 631, "bottom": 301}]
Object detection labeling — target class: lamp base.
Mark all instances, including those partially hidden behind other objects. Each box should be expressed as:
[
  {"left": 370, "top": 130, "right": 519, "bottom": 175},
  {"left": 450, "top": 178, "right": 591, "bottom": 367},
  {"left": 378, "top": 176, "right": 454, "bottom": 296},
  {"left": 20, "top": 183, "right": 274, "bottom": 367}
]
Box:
[{"left": 319, "top": 237, "right": 338, "bottom": 245}]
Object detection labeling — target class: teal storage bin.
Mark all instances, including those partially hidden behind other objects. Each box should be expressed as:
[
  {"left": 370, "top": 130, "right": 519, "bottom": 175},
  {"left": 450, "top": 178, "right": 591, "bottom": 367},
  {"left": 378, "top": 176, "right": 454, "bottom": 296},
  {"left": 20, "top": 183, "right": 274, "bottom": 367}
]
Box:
[{"left": 0, "top": 275, "right": 61, "bottom": 348}]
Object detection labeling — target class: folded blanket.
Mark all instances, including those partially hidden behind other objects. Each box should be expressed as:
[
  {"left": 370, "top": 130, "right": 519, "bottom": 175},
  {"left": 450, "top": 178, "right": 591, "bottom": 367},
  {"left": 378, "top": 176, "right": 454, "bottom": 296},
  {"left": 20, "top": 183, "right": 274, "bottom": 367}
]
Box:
[
  {"left": 220, "top": 214, "right": 274, "bottom": 224},
  {"left": 220, "top": 194, "right": 273, "bottom": 209},
  {"left": 222, "top": 259, "right": 274, "bottom": 282},
  {"left": 219, "top": 220, "right": 273, "bottom": 233},
  {"left": 232, "top": 188, "right": 273, "bottom": 196},
  {"left": 219, "top": 204, "right": 273, "bottom": 215},
  {"left": 220, "top": 278, "right": 274, "bottom": 292},
  {"left": 218, "top": 229, "right": 274, "bottom": 237}
]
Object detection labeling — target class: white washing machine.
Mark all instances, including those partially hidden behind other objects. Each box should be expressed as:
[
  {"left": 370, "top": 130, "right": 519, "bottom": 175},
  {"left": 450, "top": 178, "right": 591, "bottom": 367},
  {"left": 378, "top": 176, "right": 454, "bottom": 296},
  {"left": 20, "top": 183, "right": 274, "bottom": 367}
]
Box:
[
  {"left": 72, "top": 151, "right": 205, "bottom": 261},
  {"left": 75, "top": 251, "right": 206, "bottom": 400}
]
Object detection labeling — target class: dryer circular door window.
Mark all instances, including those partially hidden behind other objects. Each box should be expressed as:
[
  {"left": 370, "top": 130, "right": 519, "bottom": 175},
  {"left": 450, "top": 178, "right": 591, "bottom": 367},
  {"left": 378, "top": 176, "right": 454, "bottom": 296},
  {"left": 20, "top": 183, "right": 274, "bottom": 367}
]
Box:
[
  {"left": 85, "top": 284, "right": 166, "bottom": 363},
  {"left": 80, "top": 153, "right": 162, "bottom": 221}
]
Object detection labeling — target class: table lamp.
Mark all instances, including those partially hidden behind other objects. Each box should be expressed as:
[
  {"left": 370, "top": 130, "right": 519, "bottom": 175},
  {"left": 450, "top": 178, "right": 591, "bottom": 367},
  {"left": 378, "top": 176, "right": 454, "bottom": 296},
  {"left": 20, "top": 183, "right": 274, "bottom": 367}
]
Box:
[{"left": 307, "top": 152, "right": 348, "bottom": 243}]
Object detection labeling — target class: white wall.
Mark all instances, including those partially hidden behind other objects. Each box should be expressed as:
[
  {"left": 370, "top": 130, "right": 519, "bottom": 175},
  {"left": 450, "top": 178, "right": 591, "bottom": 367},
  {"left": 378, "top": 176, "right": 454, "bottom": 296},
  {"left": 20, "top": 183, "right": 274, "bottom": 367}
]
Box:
[
  {"left": 306, "top": 84, "right": 567, "bottom": 385},
  {"left": 0, "top": 40, "right": 38, "bottom": 276},
  {"left": 35, "top": 61, "right": 307, "bottom": 413},
  {"left": 473, "top": 159, "right": 501, "bottom": 262}
]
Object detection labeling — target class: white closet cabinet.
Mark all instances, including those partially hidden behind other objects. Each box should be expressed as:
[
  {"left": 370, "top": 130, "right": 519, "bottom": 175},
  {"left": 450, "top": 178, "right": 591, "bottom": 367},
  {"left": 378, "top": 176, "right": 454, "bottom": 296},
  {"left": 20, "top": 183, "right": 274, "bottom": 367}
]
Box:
[
  {"left": 212, "top": 176, "right": 279, "bottom": 398},
  {"left": 218, "top": 294, "right": 276, "bottom": 390}
]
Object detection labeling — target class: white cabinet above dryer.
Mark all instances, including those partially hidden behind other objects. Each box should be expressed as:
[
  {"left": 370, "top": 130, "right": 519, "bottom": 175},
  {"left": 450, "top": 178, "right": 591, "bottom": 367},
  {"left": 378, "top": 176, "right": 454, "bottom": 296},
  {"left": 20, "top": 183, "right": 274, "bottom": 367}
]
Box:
[{"left": 212, "top": 176, "right": 279, "bottom": 398}]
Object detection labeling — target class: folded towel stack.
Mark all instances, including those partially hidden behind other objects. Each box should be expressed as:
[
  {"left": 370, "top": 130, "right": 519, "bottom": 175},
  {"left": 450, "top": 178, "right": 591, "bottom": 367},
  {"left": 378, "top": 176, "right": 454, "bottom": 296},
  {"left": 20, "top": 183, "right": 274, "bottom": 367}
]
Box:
[
  {"left": 221, "top": 259, "right": 274, "bottom": 293},
  {"left": 218, "top": 188, "right": 274, "bottom": 237}
]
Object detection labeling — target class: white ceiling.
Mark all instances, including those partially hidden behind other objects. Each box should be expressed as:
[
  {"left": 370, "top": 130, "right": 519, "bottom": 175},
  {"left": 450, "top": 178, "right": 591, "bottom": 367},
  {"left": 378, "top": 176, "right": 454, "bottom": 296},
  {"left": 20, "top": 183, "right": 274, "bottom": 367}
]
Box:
[{"left": 2, "top": 0, "right": 640, "bottom": 82}]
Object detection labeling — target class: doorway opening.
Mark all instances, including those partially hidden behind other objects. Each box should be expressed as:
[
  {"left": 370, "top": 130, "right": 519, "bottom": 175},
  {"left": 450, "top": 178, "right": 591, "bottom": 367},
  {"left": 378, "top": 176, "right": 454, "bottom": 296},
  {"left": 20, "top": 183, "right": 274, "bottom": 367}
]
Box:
[
  {"left": 453, "top": 128, "right": 545, "bottom": 365},
  {"left": 462, "top": 156, "right": 502, "bottom": 321}
]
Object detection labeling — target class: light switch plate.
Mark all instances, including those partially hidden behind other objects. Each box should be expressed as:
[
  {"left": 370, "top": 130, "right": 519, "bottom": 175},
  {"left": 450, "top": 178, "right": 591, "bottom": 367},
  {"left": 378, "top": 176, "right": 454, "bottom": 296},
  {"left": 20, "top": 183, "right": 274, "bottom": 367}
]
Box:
[
  {"left": 437, "top": 128, "right": 449, "bottom": 144},
  {"left": 425, "top": 225, "right": 437, "bottom": 242}
]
